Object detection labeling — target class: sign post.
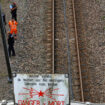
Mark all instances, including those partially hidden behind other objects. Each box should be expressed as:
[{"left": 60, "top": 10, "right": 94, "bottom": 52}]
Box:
[{"left": 0, "top": 4, "right": 12, "bottom": 82}]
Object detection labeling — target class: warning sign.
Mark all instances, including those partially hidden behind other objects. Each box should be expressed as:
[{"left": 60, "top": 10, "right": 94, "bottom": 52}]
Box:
[{"left": 13, "top": 74, "right": 69, "bottom": 105}]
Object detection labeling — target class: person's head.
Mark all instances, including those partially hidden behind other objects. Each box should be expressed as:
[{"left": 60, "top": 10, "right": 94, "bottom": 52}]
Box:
[
  {"left": 7, "top": 32, "right": 13, "bottom": 38},
  {"left": 12, "top": 18, "right": 15, "bottom": 22},
  {"left": 12, "top": 2, "right": 16, "bottom": 5},
  {"left": 7, "top": 31, "right": 11, "bottom": 36}
]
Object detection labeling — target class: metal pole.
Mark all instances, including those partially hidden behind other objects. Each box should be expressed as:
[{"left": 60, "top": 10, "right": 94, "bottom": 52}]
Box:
[
  {"left": 63, "top": 0, "right": 74, "bottom": 103},
  {"left": 0, "top": 4, "right": 12, "bottom": 83}
]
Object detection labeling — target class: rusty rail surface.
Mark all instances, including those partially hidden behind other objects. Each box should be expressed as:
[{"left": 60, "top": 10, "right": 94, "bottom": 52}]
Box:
[
  {"left": 71, "top": 0, "right": 84, "bottom": 102},
  {"left": 46, "top": 0, "right": 55, "bottom": 73}
]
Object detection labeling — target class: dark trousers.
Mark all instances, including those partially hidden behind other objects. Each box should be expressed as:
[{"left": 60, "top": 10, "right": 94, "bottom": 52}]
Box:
[
  {"left": 12, "top": 13, "right": 17, "bottom": 21},
  {"left": 8, "top": 44, "right": 15, "bottom": 56}
]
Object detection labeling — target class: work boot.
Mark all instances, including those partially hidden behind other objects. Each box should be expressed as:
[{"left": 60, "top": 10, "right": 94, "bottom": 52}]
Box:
[
  {"left": 9, "top": 55, "right": 11, "bottom": 57},
  {"left": 12, "top": 54, "right": 16, "bottom": 56}
]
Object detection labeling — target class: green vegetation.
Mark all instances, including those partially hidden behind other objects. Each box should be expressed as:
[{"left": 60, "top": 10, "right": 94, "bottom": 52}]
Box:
[
  {"left": 0, "top": 0, "right": 4, "bottom": 4},
  {"left": 102, "top": 16, "right": 105, "bottom": 20}
]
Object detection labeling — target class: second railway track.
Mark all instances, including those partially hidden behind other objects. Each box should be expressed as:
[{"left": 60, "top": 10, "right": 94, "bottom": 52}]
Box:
[
  {"left": 54, "top": 0, "right": 84, "bottom": 102},
  {"left": 45, "top": 0, "right": 85, "bottom": 102}
]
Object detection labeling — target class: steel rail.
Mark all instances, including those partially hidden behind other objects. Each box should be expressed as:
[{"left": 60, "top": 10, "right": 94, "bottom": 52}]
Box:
[{"left": 71, "top": 0, "right": 84, "bottom": 102}]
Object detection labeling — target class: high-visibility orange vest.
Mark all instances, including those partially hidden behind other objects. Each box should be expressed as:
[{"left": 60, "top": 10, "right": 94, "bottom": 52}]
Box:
[{"left": 8, "top": 20, "right": 18, "bottom": 30}]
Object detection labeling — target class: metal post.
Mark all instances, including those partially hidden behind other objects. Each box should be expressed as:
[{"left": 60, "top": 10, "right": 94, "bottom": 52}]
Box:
[{"left": 0, "top": 4, "right": 12, "bottom": 83}]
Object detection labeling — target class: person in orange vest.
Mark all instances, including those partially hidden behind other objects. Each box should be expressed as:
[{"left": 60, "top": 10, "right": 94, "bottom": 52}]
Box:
[{"left": 8, "top": 18, "right": 18, "bottom": 39}]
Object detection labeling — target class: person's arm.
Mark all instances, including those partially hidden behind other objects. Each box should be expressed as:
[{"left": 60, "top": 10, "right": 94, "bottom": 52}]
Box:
[{"left": 11, "top": 5, "right": 17, "bottom": 11}]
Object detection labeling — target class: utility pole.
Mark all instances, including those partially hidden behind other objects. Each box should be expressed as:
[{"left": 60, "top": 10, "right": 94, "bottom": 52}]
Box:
[{"left": 0, "top": 4, "right": 12, "bottom": 83}]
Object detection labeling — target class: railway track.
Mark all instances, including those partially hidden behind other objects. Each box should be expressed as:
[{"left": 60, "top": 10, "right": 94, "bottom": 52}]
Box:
[
  {"left": 54, "top": 0, "right": 84, "bottom": 102},
  {"left": 39, "top": 0, "right": 85, "bottom": 101},
  {"left": 44, "top": 0, "right": 85, "bottom": 102}
]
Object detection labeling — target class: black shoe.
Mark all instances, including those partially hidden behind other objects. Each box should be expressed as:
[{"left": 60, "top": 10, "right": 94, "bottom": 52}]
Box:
[
  {"left": 9, "top": 54, "right": 11, "bottom": 57},
  {"left": 9, "top": 55, "right": 11, "bottom": 57},
  {"left": 12, "top": 54, "right": 16, "bottom": 56}
]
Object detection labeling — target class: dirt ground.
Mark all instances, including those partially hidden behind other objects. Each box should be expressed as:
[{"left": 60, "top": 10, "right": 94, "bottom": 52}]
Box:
[
  {"left": 75, "top": 0, "right": 105, "bottom": 103},
  {"left": 0, "top": 0, "right": 50, "bottom": 100}
]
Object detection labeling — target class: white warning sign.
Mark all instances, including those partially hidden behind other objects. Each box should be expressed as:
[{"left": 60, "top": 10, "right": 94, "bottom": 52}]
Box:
[{"left": 13, "top": 74, "right": 69, "bottom": 105}]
